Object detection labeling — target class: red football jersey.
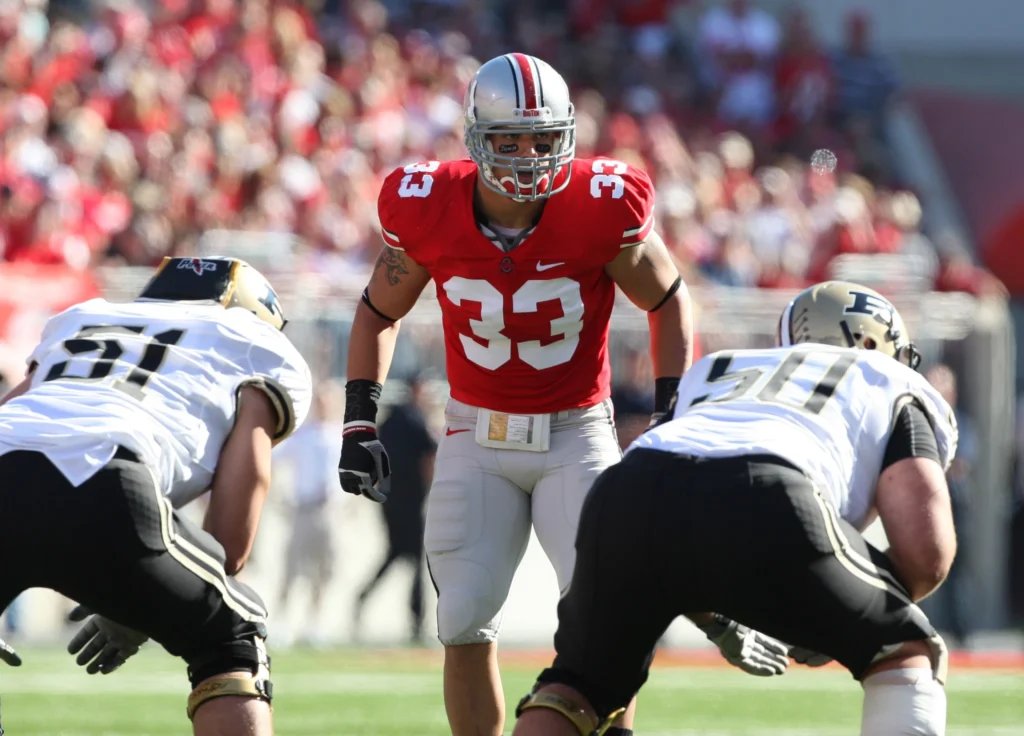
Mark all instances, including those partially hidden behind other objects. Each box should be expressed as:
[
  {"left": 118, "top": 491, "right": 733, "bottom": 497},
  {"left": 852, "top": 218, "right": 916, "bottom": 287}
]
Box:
[{"left": 378, "top": 157, "right": 655, "bottom": 414}]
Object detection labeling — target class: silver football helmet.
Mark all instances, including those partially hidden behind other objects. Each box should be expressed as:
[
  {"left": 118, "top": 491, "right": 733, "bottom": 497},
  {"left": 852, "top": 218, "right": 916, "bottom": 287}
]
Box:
[{"left": 463, "top": 53, "right": 576, "bottom": 201}]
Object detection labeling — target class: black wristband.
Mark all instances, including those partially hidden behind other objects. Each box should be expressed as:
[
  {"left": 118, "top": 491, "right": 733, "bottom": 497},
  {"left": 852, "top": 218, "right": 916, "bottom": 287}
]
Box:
[
  {"left": 344, "top": 379, "right": 383, "bottom": 424},
  {"left": 654, "top": 376, "right": 680, "bottom": 414}
]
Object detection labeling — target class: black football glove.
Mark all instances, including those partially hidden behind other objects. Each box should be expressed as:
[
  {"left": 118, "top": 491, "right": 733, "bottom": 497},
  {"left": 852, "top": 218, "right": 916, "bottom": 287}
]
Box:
[
  {"left": 67, "top": 605, "right": 148, "bottom": 675},
  {"left": 339, "top": 421, "right": 392, "bottom": 502},
  {"left": 0, "top": 636, "right": 21, "bottom": 666},
  {"left": 788, "top": 644, "right": 834, "bottom": 667}
]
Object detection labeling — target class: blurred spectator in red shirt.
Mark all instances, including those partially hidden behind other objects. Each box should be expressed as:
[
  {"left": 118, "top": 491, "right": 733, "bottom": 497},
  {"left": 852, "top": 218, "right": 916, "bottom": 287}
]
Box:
[{"left": 773, "top": 7, "right": 834, "bottom": 156}]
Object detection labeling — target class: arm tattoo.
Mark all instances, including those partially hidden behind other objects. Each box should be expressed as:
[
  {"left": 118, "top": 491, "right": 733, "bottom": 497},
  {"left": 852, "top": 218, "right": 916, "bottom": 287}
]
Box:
[
  {"left": 637, "top": 242, "right": 659, "bottom": 271},
  {"left": 375, "top": 247, "right": 410, "bottom": 286}
]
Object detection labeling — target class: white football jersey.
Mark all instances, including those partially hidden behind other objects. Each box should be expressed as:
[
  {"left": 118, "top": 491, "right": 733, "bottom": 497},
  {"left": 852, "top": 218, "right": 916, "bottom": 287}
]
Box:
[
  {"left": 631, "top": 345, "right": 958, "bottom": 529},
  {"left": 0, "top": 298, "right": 312, "bottom": 506}
]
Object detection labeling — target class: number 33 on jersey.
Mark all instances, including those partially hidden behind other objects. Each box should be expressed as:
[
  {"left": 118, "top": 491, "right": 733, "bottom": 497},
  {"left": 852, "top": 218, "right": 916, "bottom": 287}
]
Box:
[{"left": 377, "top": 157, "right": 655, "bottom": 414}]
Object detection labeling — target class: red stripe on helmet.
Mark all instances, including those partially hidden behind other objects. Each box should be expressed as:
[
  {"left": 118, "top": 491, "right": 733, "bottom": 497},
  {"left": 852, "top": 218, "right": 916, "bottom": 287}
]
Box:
[{"left": 512, "top": 53, "right": 539, "bottom": 110}]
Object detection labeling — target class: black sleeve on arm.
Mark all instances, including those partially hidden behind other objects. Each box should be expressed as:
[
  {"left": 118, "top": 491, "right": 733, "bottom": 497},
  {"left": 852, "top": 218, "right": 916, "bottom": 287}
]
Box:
[{"left": 882, "top": 399, "right": 941, "bottom": 470}]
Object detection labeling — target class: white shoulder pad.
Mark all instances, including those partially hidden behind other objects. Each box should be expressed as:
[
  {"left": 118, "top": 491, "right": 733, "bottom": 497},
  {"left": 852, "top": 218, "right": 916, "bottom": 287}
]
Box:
[
  {"left": 27, "top": 299, "right": 108, "bottom": 372},
  {"left": 227, "top": 311, "right": 313, "bottom": 442},
  {"left": 249, "top": 332, "right": 312, "bottom": 442}
]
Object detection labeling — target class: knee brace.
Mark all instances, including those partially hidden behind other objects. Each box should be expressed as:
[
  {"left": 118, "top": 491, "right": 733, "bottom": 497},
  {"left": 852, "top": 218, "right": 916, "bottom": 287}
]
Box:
[
  {"left": 185, "top": 635, "right": 273, "bottom": 721},
  {"left": 515, "top": 686, "right": 627, "bottom": 736},
  {"left": 860, "top": 668, "right": 946, "bottom": 736}
]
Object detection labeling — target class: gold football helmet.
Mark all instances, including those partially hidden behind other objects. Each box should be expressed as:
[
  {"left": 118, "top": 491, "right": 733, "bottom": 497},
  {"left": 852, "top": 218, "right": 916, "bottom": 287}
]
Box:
[
  {"left": 778, "top": 281, "right": 920, "bottom": 369},
  {"left": 138, "top": 256, "right": 287, "bottom": 330}
]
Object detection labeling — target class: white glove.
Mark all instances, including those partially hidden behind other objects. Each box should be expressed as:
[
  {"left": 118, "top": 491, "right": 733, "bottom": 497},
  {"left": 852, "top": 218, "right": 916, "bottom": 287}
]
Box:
[
  {"left": 699, "top": 614, "right": 789, "bottom": 676},
  {"left": 0, "top": 636, "right": 21, "bottom": 666},
  {"left": 788, "top": 644, "right": 834, "bottom": 667},
  {"left": 67, "top": 605, "right": 149, "bottom": 675}
]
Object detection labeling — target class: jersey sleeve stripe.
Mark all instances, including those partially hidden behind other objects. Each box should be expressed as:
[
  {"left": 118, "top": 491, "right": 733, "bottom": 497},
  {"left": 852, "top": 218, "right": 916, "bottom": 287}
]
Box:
[
  {"left": 620, "top": 215, "right": 655, "bottom": 247},
  {"left": 381, "top": 228, "right": 401, "bottom": 244},
  {"left": 240, "top": 376, "right": 295, "bottom": 440},
  {"left": 622, "top": 214, "right": 654, "bottom": 238}
]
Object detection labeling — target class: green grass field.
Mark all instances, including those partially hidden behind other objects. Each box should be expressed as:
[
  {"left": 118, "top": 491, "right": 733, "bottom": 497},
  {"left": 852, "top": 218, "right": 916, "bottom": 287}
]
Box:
[{"left": 1, "top": 648, "right": 1022, "bottom": 735}]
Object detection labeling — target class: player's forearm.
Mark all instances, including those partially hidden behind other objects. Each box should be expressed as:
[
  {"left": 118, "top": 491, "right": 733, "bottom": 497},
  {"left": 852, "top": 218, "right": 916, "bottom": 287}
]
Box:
[
  {"left": 885, "top": 536, "right": 956, "bottom": 602},
  {"left": 346, "top": 300, "right": 402, "bottom": 383},
  {"left": 647, "top": 287, "right": 693, "bottom": 379},
  {"left": 206, "top": 386, "right": 276, "bottom": 575},
  {"left": 0, "top": 374, "right": 32, "bottom": 406}
]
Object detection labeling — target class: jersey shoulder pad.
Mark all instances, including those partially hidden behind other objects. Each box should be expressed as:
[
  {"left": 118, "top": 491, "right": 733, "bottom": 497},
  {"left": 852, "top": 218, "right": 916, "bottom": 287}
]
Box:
[
  {"left": 573, "top": 157, "right": 656, "bottom": 252},
  {"left": 377, "top": 159, "right": 474, "bottom": 258},
  {"left": 237, "top": 318, "right": 313, "bottom": 443},
  {"left": 27, "top": 298, "right": 109, "bottom": 371},
  {"left": 891, "top": 363, "right": 960, "bottom": 472},
  {"left": 53, "top": 297, "right": 108, "bottom": 320}
]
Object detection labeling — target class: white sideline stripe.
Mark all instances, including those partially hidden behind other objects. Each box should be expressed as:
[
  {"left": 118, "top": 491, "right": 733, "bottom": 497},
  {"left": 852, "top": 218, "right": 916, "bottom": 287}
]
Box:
[
  {"left": 0, "top": 672, "right": 436, "bottom": 695},
  {"left": 1, "top": 670, "right": 1019, "bottom": 695}
]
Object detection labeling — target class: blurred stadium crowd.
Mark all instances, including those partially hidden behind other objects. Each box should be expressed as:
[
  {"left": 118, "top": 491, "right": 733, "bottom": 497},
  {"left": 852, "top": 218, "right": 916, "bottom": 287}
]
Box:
[{"left": 0, "top": 0, "right": 1004, "bottom": 295}]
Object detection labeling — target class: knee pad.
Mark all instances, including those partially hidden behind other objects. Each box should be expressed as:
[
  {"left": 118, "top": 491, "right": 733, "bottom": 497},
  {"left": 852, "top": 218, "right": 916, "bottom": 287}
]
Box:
[
  {"left": 185, "top": 634, "right": 273, "bottom": 721},
  {"left": 860, "top": 668, "right": 946, "bottom": 736},
  {"left": 432, "top": 557, "right": 507, "bottom": 645},
  {"left": 869, "top": 634, "right": 949, "bottom": 686},
  {"left": 436, "top": 583, "right": 503, "bottom": 645}
]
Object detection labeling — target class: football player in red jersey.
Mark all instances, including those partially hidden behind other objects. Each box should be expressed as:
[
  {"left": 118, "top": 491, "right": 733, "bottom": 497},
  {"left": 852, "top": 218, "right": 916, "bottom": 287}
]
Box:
[{"left": 338, "top": 53, "right": 693, "bottom": 736}]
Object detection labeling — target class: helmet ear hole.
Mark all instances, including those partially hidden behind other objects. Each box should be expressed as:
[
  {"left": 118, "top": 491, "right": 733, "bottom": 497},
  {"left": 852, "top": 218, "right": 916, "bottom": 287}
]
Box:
[{"left": 863, "top": 337, "right": 877, "bottom": 350}]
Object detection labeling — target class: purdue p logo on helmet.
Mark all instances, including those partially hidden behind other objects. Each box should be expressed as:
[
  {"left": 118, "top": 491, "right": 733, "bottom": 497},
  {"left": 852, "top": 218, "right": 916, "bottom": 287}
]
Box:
[
  {"left": 778, "top": 281, "right": 921, "bottom": 370},
  {"left": 137, "top": 256, "right": 288, "bottom": 331}
]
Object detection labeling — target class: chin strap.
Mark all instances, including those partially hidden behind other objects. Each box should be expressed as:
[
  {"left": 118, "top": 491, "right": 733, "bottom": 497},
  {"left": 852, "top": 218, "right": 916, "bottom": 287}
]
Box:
[{"left": 515, "top": 690, "right": 626, "bottom": 736}]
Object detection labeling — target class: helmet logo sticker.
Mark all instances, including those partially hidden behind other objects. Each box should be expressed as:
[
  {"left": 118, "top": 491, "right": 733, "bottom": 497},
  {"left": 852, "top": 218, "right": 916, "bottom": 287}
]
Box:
[
  {"left": 843, "top": 290, "right": 894, "bottom": 324},
  {"left": 260, "top": 282, "right": 284, "bottom": 319},
  {"left": 178, "top": 258, "right": 218, "bottom": 276}
]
